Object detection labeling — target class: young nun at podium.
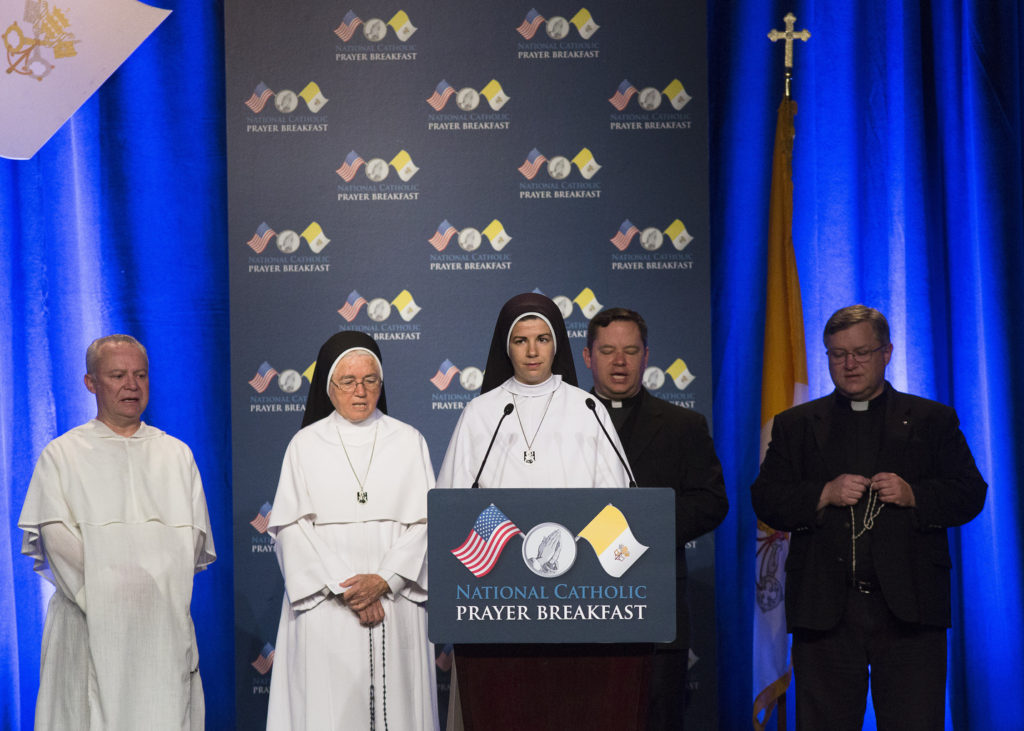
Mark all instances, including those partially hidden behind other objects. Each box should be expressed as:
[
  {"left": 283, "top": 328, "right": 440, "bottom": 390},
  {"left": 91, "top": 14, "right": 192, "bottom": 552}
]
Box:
[
  {"left": 266, "top": 331, "right": 439, "bottom": 731},
  {"left": 437, "top": 293, "right": 646, "bottom": 730}
]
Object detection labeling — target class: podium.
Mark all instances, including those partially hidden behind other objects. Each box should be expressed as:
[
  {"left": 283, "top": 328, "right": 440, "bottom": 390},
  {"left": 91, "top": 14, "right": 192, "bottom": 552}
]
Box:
[{"left": 428, "top": 488, "right": 675, "bottom": 730}]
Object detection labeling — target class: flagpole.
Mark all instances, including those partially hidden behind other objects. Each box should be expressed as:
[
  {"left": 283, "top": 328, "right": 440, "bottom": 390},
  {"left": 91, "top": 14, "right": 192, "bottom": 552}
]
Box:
[{"left": 754, "top": 13, "right": 811, "bottom": 731}]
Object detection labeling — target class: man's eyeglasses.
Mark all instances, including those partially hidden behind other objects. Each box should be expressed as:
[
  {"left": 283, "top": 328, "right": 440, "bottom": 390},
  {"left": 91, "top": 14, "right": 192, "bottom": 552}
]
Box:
[
  {"left": 330, "top": 375, "right": 382, "bottom": 392},
  {"left": 825, "top": 345, "right": 887, "bottom": 364}
]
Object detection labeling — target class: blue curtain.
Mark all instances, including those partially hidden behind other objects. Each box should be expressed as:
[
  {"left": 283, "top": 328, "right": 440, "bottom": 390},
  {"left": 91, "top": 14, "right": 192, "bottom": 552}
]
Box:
[
  {"left": 2, "top": 1, "right": 1021, "bottom": 729},
  {"left": 710, "top": 1, "right": 1024, "bottom": 729},
  {"left": 0, "top": 2, "right": 233, "bottom": 728}
]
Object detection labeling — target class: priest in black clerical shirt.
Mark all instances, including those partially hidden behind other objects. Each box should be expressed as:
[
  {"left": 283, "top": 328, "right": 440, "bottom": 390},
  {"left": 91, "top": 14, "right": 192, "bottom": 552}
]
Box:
[
  {"left": 752, "top": 305, "right": 987, "bottom": 730},
  {"left": 583, "top": 308, "right": 729, "bottom": 730}
]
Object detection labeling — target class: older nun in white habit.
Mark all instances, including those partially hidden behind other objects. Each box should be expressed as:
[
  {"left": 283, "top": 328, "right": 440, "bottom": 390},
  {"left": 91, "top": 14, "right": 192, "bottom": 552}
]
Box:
[{"left": 266, "top": 331, "right": 439, "bottom": 730}]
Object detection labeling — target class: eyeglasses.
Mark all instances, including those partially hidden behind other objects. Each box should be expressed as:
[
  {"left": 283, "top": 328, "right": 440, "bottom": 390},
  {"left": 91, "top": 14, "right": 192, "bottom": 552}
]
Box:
[
  {"left": 330, "top": 375, "right": 382, "bottom": 392},
  {"left": 825, "top": 345, "right": 887, "bottom": 364}
]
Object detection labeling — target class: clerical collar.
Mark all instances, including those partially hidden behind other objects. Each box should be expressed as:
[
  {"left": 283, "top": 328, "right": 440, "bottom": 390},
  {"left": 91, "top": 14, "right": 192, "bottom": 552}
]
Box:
[
  {"left": 596, "top": 389, "right": 643, "bottom": 410},
  {"left": 835, "top": 386, "right": 888, "bottom": 412}
]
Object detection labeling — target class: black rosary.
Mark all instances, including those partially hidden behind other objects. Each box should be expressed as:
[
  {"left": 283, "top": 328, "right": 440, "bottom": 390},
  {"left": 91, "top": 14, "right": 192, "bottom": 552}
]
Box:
[{"left": 368, "top": 623, "right": 389, "bottom": 730}]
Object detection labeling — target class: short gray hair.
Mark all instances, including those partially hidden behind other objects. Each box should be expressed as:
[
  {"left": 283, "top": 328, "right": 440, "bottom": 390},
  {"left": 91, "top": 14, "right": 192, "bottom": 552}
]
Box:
[{"left": 86, "top": 334, "right": 148, "bottom": 374}]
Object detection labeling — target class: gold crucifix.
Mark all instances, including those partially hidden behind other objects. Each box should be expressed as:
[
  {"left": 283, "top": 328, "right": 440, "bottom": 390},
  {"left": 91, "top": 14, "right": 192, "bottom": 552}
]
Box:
[{"left": 768, "top": 13, "right": 810, "bottom": 97}]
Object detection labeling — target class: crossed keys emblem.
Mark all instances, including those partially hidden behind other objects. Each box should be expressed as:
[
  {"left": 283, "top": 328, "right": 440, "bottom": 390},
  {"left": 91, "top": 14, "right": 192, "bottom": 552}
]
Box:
[{"left": 4, "top": 1, "right": 78, "bottom": 81}]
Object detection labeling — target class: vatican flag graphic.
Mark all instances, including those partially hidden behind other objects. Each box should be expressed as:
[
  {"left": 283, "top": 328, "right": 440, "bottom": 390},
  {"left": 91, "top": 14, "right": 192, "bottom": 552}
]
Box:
[{"left": 577, "top": 505, "right": 648, "bottom": 578}]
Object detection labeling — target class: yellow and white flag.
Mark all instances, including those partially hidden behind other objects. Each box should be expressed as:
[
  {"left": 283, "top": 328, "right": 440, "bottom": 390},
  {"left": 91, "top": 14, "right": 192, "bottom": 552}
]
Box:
[
  {"left": 389, "top": 150, "right": 419, "bottom": 181},
  {"left": 302, "top": 361, "right": 316, "bottom": 383},
  {"left": 300, "top": 221, "right": 330, "bottom": 253},
  {"left": 1, "top": 0, "right": 170, "bottom": 159},
  {"left": 753, "top": 96, "right": 807, "bottom": 731},
  {"left": 665, "top": 219, "right": 694, "bottom": 251},
  {"left": 391, "top": 289, "right": 421, "bottom": 321},
  {"left": 577, "top": 505, "right": 647, "bottom": 578},
  {"left": 299, "top": 82, "right": 328, "bottom": 113},
  {"left": 387, "top": 10, "right": 417, "bottom": 41},
  {"left": 573, "top": 287, "right": 602, "bottom": 319},
  {"left": 572, "top": 147, "right": 601, "bottom": 179},
  {"left": 482, "top": 219, "right": 511, "bottom": 251},
  {"left": 480, "top": 79, "right": 510, "bottom": 111},
  {"left": 662, "top": 79, "right": 692, "bottom": 111},
  {"left": 569, "top": 8, "right": 599, "bottom": 39},
  {"left": 666, "top": 358, "right": 695, "bottom": 390}
]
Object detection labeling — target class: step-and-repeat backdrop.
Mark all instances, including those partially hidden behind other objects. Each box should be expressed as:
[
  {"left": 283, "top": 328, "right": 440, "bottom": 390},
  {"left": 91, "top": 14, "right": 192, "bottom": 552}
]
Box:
[{"left": 225, "top": 2, "right": 715, "bottom": 726}]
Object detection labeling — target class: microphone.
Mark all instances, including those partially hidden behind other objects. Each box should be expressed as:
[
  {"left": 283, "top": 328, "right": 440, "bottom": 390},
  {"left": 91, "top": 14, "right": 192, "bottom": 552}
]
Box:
[
  {"left": 585, "top": 398, "right": 636, "bottom": 487},
  {"left": 472, "top": 403, "right": 514, "bottom": 488}
]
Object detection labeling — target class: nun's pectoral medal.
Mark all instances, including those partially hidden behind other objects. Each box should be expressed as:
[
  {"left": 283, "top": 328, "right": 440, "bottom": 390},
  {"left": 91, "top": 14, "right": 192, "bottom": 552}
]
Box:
[
  {"left": 512, "top": 392, "right": 554, "bottom": 464},
  {"left": 338, "top": 423, "right": 377, "bottom": 504}
]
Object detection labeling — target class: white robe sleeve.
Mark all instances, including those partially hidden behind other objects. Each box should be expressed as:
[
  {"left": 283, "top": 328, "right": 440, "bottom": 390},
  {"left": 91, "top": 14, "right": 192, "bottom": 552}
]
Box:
[
  {"left": 379, "top": 433, "right": 433, "bottom": 600},
  {"left": 436, "top": 403, "right": 479, "bottom": 489},
  {"left": 39, "top": 522, "right": 88, "bottom": 612}
]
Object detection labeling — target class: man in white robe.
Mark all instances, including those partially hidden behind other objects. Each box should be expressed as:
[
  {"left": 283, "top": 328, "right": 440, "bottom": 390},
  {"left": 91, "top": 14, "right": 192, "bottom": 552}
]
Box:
[
  {"left": 266, "top": 332, "right": 439, "bottom": 731},
  {"left": 19, "top": 334, "right": 215, "bottom": 730}
]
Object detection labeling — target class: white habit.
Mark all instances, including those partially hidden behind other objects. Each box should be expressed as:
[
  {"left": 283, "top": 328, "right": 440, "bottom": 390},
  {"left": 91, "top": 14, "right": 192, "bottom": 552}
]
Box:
[
  {"left": 19, "top": 420, "right": 215, "bottom": 730},
  {"left": 437, "top": 375, "right": 633, "bottom": 489},
  {"left": 267, "top": 409, "right": 439, "bottom": 730}
]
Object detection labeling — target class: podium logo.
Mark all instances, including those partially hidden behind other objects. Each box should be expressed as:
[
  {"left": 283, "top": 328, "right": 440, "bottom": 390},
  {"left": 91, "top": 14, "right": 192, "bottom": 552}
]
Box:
[
  {"left": 246, "top": 221, "right": 330, "bottom": 255},
  {"left": 244, "top": 81, "right": 328, "bottom": 114},
  {"left": 334, "top": 10, "right": 417, "bottom": 42},
  {"left": 337, "top": 288, "right": 421, "bottom": 322},
  {"left": 515, "top": 8, "right": 598, "bottom": 40},
  {"left": 451, "top": 505, "right": 523, "bottom": 577},
  {"left": 336, "top": 149, "right": 418, "bottom": 182},
  {"left": 427, "top": 79, "right": 510, "bottom": 112},
  {"left": 428, "top": 219, "right": 511, "bottom": 253},
  {"left": 610, "top": 219, "right": 692, "bottom": 252},
  {"left": 517, "top": 147, "right": 600, "bottom": 180},
  {"left": 608, "top": 78, "right": 691, "bottom": 112},
  {"left": 577, "top": 504, "right": 648, "bottom": 578}
]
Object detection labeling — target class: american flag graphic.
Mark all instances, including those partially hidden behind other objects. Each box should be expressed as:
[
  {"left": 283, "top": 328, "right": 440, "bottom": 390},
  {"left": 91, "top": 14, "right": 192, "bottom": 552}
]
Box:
[
  {"left": 338, "top": 290, "right": 368, "bottom": 321},
  {"left": 451, "top": 505, "right": 522, "bottom": 577},
  {"left": 246, "top": 222, "right": 276, "bottom": 254},
  {"left": 249, "top": 502, "right": 272, "bottom": 533},
  {"left": 244, "top": 82, "right": 274, "bottom": 113},
  {"left": 428, "top": 219, "right": 458, "bottom": 251},
  {"left": 251, "top": 642, "right": 275, "bottom": 675},
  {"left": 516, "top": 9, "right": 546, "bottom": 39},
  {"left": 610, "top": 219, "right": 640, "bottom": 251},
  {"left": 517, "top": 148, "right": 548, "bottom": 180},
  {"left": 430, "top": 359, "right": 461, "bottom": 390},
  {"left": 334, "top": 10, "right": 363, "bottom": 41},
  {"left": 426, "top": 80, "right": 456, "bottom": 111},
  {"left": 608, "top": 79, "right": 638, "bottom": 111},
  {"left": 248, "top": 362, "right": 279, "bottom": 393},
  {"left": 336, "top": 150, "right": 366, "bottom": 182}
]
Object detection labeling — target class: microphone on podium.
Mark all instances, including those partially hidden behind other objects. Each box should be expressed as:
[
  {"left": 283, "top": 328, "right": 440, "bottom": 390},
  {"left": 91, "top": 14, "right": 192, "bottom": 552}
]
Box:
[
  {"left": 585, "top": 397, "right": 637, "bottom": 487},
  {"left": 472, "top": 403, "right": 514, "bottom": 488}
]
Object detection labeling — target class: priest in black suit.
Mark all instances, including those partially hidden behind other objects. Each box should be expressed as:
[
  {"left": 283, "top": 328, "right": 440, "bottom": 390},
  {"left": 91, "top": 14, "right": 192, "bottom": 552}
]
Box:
[
  {"left": 583, "top": 308, "right": 729, "bottom": 730},
  {"left": 751, "top": 305, "right": 987, "bottom": 730}
]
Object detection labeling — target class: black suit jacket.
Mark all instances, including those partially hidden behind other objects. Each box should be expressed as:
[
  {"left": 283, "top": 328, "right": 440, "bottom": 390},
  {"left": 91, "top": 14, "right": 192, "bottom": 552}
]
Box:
[
  {"left": 605, "top": 388, "right": 729, "bottom": 650},
  {"left": 751, "top": 384, "right": 987, "bottom": 631}
]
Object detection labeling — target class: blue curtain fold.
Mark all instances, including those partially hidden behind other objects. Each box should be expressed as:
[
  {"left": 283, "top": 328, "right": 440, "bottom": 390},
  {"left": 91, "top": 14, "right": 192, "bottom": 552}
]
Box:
[{"left": 2, "top": 1, "right": 1021, "bottom": 728}]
